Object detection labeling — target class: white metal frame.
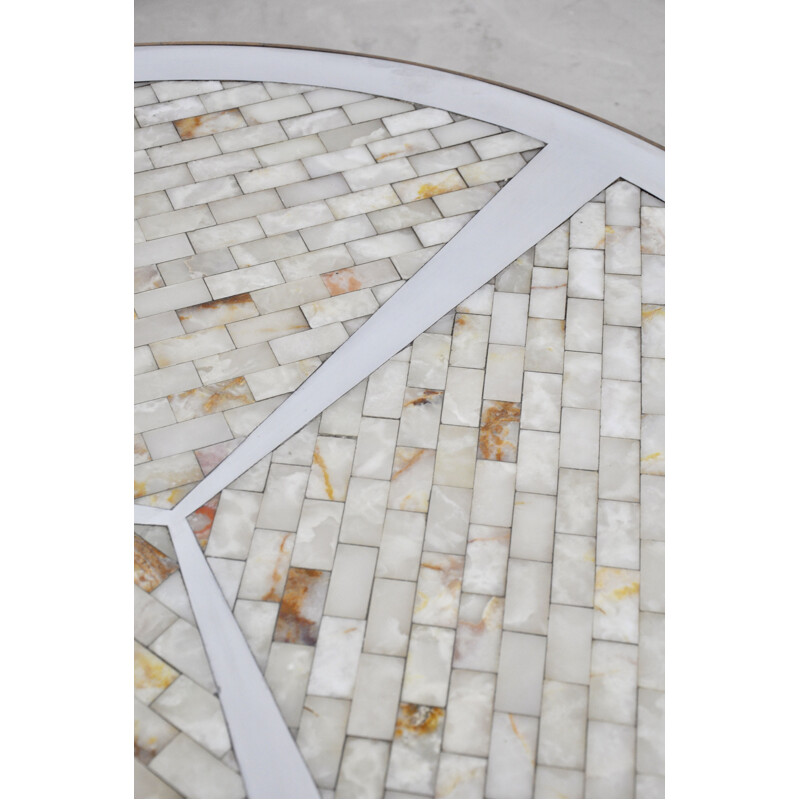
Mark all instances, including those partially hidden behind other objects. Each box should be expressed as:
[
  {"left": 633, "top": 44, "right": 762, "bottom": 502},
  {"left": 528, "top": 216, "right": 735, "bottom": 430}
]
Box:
[{"left": 134, "top": 43, "right": 664, "bottom": 799}]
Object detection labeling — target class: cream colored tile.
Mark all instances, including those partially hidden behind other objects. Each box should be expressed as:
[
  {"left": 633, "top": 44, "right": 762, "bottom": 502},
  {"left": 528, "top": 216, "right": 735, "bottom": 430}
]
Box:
[
  {"left": 555, "top": 468, "right": 598, "bottom": 535},
  {"left": 364, "top": 577, "right": 416, "bottom": 657},
  {"left": 593, "top": 567, "right": 640, "bottom": 644},
  {"left": 485, "top": 712, "right": 538, "bottom": 799},
  {"left": 588, "top": 640, "right": 638, "bottom": 725},
  {"left": 534, "top": 220, "right": 570, "bottom": 267},
  {"left": 537, "top": 680, "right": 589, "bottom": 770},
  {"left": 347, "top": 654, "right": 405, "bottom": 740},
  {"left": 494, "top": 631, "right": 546, "bottom": 715},
  {"left": 545, "top": 604, "right": 594, "bottom": 684},
  {"left": 551, "top": 533, "right": 596, "bottom": 607},
  {"left": 401, "top": 624, "right": 455, "bottom": 706},
  {"left": 463, "top": 524, "right": 510, "bottom": 596},
  {"left": 424, "top": 485, "right": 473, "bottom": 555},
  {"left": 296, "top": 696, "right": 350, "bottom": 790},
  {"left": 504, "top": 559, "right": 551, "bottom": 635},
  {"left": 324, "top": 544, "right": 378, "bottom": 618},
  {"left": 307, "top": 617, "right": 365, "bottom": 698}
]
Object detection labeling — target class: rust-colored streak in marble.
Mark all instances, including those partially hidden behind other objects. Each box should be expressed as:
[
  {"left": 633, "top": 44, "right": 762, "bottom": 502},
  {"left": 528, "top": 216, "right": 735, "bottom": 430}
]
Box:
[
  {"left": 187, "top": 494, "right": 220, "bottom": 550},
  {"left": 508, "top": 713, "right": 535, "bottom": 762},
  {"left": 392, "top": 448, "right": 426, "bottom": 481},
  {"left": 134, "top": 643, "right": 178, "bottom": 691},
  {"left": 134, "top": 535, "right": 178, "bottom": 592},
  {"left": 404, "top": 389, "right": 442, "bottom": 408},
  {"left": 169, "top": 376, "right": 254, "bottom": 421},
  {"left": 312, "top": 446, "right": 335, "bottom": 500},
  {"left": 322, "top": 268, "right": 364, "bottom": 296},
  {"left": 414, "top": 174, "right": 462, "bottom": 200},
  {"left": 394, "top": 703, "right": 445, "bottom": 738},
  {"left": 174, "top": 109, "right": 245, "bottom": 139},
  {"left": 479, "top": 401, "right": 521, "bottom": 461},
  {"left": 263, "top": 533, "right": 292, "bottom": 602},
  {"left": 642, "top": 306, "right": 665, "bottom": 321},
  {"left": 274, "top": 568, "right": 330, "bottom": 645},
  {"left": 178, "top": 293, "right": 255, "bottom": 325}
]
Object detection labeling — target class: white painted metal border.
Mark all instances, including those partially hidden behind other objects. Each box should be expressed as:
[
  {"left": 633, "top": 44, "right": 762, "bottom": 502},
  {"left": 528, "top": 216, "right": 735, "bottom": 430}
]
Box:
[{"left": 134, "top": 44, "right": 664, "bottom": 799}]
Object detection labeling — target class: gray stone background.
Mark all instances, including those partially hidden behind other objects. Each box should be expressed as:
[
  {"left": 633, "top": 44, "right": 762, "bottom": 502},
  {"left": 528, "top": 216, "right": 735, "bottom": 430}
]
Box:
[{"left": 135, "top": 0, "right": 664, "bottom": 145}]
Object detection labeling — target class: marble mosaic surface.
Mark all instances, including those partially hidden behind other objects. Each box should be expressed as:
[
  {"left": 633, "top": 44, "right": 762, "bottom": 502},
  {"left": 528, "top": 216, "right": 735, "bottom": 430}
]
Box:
[{"left": 134, "top": 80, "right": 665, "bottom": 799}]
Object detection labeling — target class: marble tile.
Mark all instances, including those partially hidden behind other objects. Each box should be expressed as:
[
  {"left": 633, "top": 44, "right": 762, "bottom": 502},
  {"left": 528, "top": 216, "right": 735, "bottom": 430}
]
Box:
[
  {"left": 569, "top": 202, "right": 605, "bottom": 249},
  {"left": 215, "top": 120, "right": 287, "bottom": 153},
  {"left": 565, "top": 298, "right": 604, "bottom": 353},
  {"left": 554, "top": 468, "right": 598, "bottom": 536},
  {"left": 520, "top": 371, "right": 562, "bottom": 432},
  {"left": 151, "top": 675, "right": 231, "bottom": 757},
  {"left": 398, "top": 388, "right": 444, "bottom": 449},
  {"left": 597, "top": 500, "right": 640, "bottom": 569},
  {"left": 273, "top": 418, "right": 320, "bottom": 466},
  {"left": 636, "top": 773, "right": 665, "bottom": 799},
  {"left": 533, "top": 766, "right": 584, "bottom": 799},
  {"left": 503, "top": 558, "right": 551, "bottom": 635},
  {"left": 484, "top": 712, "right": 537, "bottom": 798},
  {"left": 188, "top": 150, "right": 263, "bottom": 183},
  {"left": 534, "top": 221, "right": 570, "bottom": 268},
  {"left": 483, "top": 345, "right": 525, "bottom": 402},
  {"left": 148, "top": 734, "right": 245, "bottom": 799},
  {"left": 489, "top": 291, "right": 529, "bottom": 347},
  {"left": 296, "top": 695, "right": 350, "bottom": 790},
  {"left": 237, "top": 528, "right": 294, "bottom": 601},
  {"left": 494, "top": 631, "right": 546, "bottom": 715},
  {"left": 641, "top": 305, "right": 665, "bottom": 358},
  {"left": 604, "top": 275, "right": 642, "bottom": 327},
  {"left": 593, "top": 567, "right": 640, "bottom": 644},
  {"left": 640, "top": 541, "right": 665, "bottom": 613},
  {"left": 636, "top": 690, "right": 665, "bottom": 776},
  {"left": 244, "top": 358, "right": 320, "bottom": 402},
  {"left": 409, "top": 142, "right": 478, "bottom": 176},
  {"left": 238, "top": 93, "right": 310, "bottom": 126},
  {"left": 639, "top": 612, "right": 665, "bottom": 691},
  {"left": 640, "top": 475, "right": 665, "bottom": 541},
  {"left": 339, "top": 477, "right": 390, "bottom": 546},
  {"left": 235, "top": 160, "right": 309, "bottom": 194},
  {"left": 545, "top": 603, "right": 594, "bottom": 684},
  {"left": 441, "top": 366, "right": 484, "bottom": 427},
  {"left": 134, "top": 534, "right": 178, "bottom": 592},
  {"left": 598, "top": 437, "right": 640, "bottom": 502},
  {"left": 135, "top": 95, "right": 206, "bottom": 126},
  {"left": 352, "top": 417, "right": 400, "bottom": 480},
  {"left": 510, "top": 491, "right": 556, "bottom": 561},
  {"left": 641, "top": 357, "right": 665, "bottom": 415},
  {"left": 450, "top": 313, "right": 490, "bottom": 369},
  {"left": 135, "top": 163, "right": 194, "bottom": 198},
  {"left": 344, "top": 97, "right": 414, "bottom": 124},
  {"left": 150, "top": 620, "right": 215, "bottom": 693},
  {"left": 134, "top": 640, "right": 178, "bottom": 704},
  {"left": 588, "top": 640, "right": 638, "bottom": 725},
  {"left": 307, "top": 616, "right": 366, "bottom": 698},
  {"left": 494, "top": 249, "right": 533, "bottom": 294},
  {"left": 335, "top": 738, "right": 390, "bottom": 799},
  {"left": 424, "top": 485, "right": 473, "bottom": 555},
  {"left": 325, "top": 544, "right": 378, "bottom": 618},
  {"left": 456, "top": 285, "right": 494, "bottom": 315},
  {"left": 473, "top": 130, "right": 543, "bottom": 159},
  {"left": 435, "top": 753, "right": 487, "bottom": 798},
  {"left": 233, "top": 599, "right": 278, "bottom": 669},
  {"left": 269, "top": 322, "right": 348, "bottom": 364},
  {"left": 257, "top": 463, "right": 310, "bottom": 531},
  {"left": 264, "top": 642, "right": 314, "bottom": 727},
  {"left": 641, "top": 414, "right": 665, "bottom": 477},
  {"left": 134, "top": 234, "right": 196, "bottom": 273},
  {"left": 319, "top": 119, "right": 390, "bottom": 151},
  {"left": 460, "top": 153, "right": 526, "bottom": 186},
  {"left": 640, "top": 207, "right": 665, "bottom": 255},
  {"left": 453, "top": 593, "right": 504, "bottom": 673},
  {"left": 413, "top": 552, "right": 464, "bottom": 628},
  {"left": 413, "top": 211, "right": 474, "bottom": 247},
  {"left": 135, "top": 121, "right": 182, "bottom": 150},
  {"left": 255, "top": 134, "right": 327, "bottom": 166},
  {"left": 148, "top": 136, "right": 222, "bottom": 170},
  {"left": 200, "top": 83, "right": 269, "bottom": 112},
  {"left": 384, "top": 107, "right": 452, "bottom": 136},
  {"left": 567, "top": 248, "right": 605, "bottom": 301},
  {"left": 368, "top": 129, "right": 439, "bottom": 164},
  {"left": 551, "top": 533, "right": 596, "bottom": 608},
  {"left": 433, "top": 425, "right": 479, "bottom": 489},
  {"left": 348, "top": 653, "right": 405, "bottom": 740},
  {"left": 431, "top": 118, "right": 501, "bottom": 147},
  {"left": 600, "top": 379, "right": 641, "bottom": 440},
  {"left": 524, "top": 318, "right": 565, "bottom": 374},
  {"left": 135, "top": 586, "right": 178, "bottom": 646},
  {"left": 134, "top": 698, "right": 178, "bottom": 765},
  {"left": 516, "top": 429, "right": 560, "bottom": 494},
  {"left": 604, "top": 181, "right": 641, "bottom": 227},
  {"left": 376, "top": 508, "right": 426, "bottom": 579},
  {"left": 388, "top": 447, "right": 436, "bottom": 512},
  {"left": 134, "top": 452, "right": 201, "bottom": 500},
  {"left": 537, "top": 680, "right": 589, "bottom": 770},
  {"left": 605, "top": 224, "right": 642, "bottom": 275},
  {"left": 584, "top": 721, "right": 636, "bottom": 798},
  {"left": 348, "top": 228, "right": 421, "bottom": 264},
  {"left": 273, "top": 566, "right": 330, "bottom": 646},
  {"left": 602, "top": 325, "right": 641, "bottom": 382},
  {"left": 401, "top": 624, "right": 455, "bottom": 706},
  {"left": 470, "top": 461, "right": 516, "bottom": 527},
  {"left": 641, "top": 254, "right": 665, "bottom": 305},
  {"left": 364, "top": 577, "right": 416, "bottom": 657},
  {"left": 441, "top": 670, "right": 495, "bottom": 758},
  {"left": 290, "top": 498, "right": 345, "bottom": 570},
  {"left": 386, "top": 703, "right": 445, "bottom": 795},
  {"left": 142, "top": 413, "right": 233, "bottom": 461},
  {"left": 529, "top": 267, "right": 568, "bottom": 320}
]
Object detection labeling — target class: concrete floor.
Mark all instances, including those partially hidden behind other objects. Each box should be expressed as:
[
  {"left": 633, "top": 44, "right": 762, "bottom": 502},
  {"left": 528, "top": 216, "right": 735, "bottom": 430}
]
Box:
[{"left": 134, "top": 0, "right": 664, "bottom": 146}]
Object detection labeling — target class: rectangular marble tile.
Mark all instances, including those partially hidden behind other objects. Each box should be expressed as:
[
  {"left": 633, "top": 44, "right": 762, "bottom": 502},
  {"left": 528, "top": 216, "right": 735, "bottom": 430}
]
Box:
[
  {"left": 459, "top": 153, "right": 525, "bottom": 186},
  {"left": 640, "top": 540, "right": 665, "bottom": 613},
  {"left": 235, "top": 160, "right": 309, "bottom": 194},
  {"left": 584, "top": 721, "right": 636, "bottom": 798},
  {"left": 639, "top": 612, "right": 665, "bottom": 691},
  {"left": 450, "top": 314, "right": 490, "bottom": 369},
  {"left": 135, "top": 96, "right": 206, "bottom": 126},
  {"left": 510, "top": 491, "right": 556, "bottom": 561},
  {"left": 604, "top": 275, "right": 642, "bottom": 327},
  {"left": 598, "top": 437, "right": 640, "bottom": 501},
  {"left": 369, "top": 198, "right": 441, "bottom": 234},
  {"left": 453, "top": 593, "right": 504, "bottom": 673},
  {"left": 203, "top": 488, "right": 261, "bottom": 559},
  {"left": 413, "top": 211, "right": 474, "bottom": 246},
  {"left": 503, "top": 559, "right": 551, "bottom": 635},
  {"left": 384, "top": 107, "right": 452, "bottom": 135},
  {"left": 375, "top": 508, "right": 426, "bottom": 579},
  {"left": 473, "top": 130, "right": 543, "bottom": 159},
  {"left": 551, "top": 533, "right": 596, "bottom": 608},
  {"left": 431, "top": 118, "right": 501, "bottom": 146},
  {"left": 602, "top": 325, "right": 641, "bottom": 383},
  {"left": 529, "top": 267, "right": 568, "bottom": 319},
  {"left": 516, "top": 429, "right": 559, "bottom": 494},
  {"left": 593, "top": 567, "right": 640, "bottom": 644},
  {"left": 335, "top": 738, "right": 390, "bottom": 799},
  {"left": 569, "top": 201, "right": 605, "bottom": 249},
  {"left": 494, "top": 631, "right": 546, "bottom": 715},
  {"left": 249, "top": 275, "right": 329, "bottom": 316},
  {"left": 148, "top": 136, "right": 222, "bottom": 169},
  {"left": 319, "top": 119, "right": 390, "bottom": 151},
  {"left": 605, "top": 225, "right": 642, "bottom": 275},
  {"left": 307, "top": 617, "right": 365, "bottom": 698},
  {"left": 537, "top": 680, "right": 589, "bottom": 770},
  {"left": 364, "top": 577, "right": 416, "bottom": 657},
  {"left": 347, "top": 416, "right": 398, "bottom": 481},
  {"left": 520, "top": 371, "right": 562, "bottom": 432},
  {"left": 483, "top": 345, "right": 525, "bottom": 402},
  {"left": 588, "top": 640, "right": 638, "bottom": 725},
  {"left": 239, "top": 93, "right": 311, "bottom": 125},
  {"left": 200, "top": 83, "right": 269, "bottom": 112},
  {"left": 442, "top": 670, "right": 495, "bottom": 757},
  {"left": 636, "top": 689, "right": 665, "bottom": 776},
  {"left": 433, "top": 425, "right": 478, "bottom": 489},
  {"left": 470, "top": 460, "right": 516, "bottom": 526},
  {"left": 238, "top": 528, "right": 294, "bottom": 602},
  {"left": 489, "top": 291, "right": 529, "bottom": 346},
  {"left": 462, "top": 524, "right": 510, "bottom": 596},
  {"left": 256, "top": 463, "right": 310, "bottom": 531},
  {"left": 265, "top": 642, "right": 315, "bottom": 727},
  {"left": 296, "top": 695, "right": 350, "bottom": 790},
  {"left": 324, "top": 544, "right": 378, "bottom": 618},
  {"left": 344, "top": 97, "right": 414, "bottom": 124},
  {"left": 413, "top": 552, "right": 464, "bottom": 628},
  {"left": 254, "top": 134, "right": 326, "bottom": 167},
  {"left": 385, "top": 703, "right": 445, "bottom": 795},
  {"left": 347, "top": 653, "right": 405, "bottom": 740},
  {"left": 555, "top": 468, "right": 598, "bottom": 536},
  {"left": 214, "top": 120, "right": 287, "bottom": 153},
  {"left": 150, "top": 620, "right": 215, "bottom": 692},
  {"left": 434, "top": 183, "right": 500, "bottom": 216},
  {"left": 567, "top": 248, "right": 604, "bottom": 299},
  {"left": 641, "top": 254, "right": 665, "bottom": 305},
  {"left": 134, "top": 362, "right": 201, "bottom": 405},
  {"left": 640, "top": 475, "right": 665, "bottom": 541},
  {"left": 348, "top": 228, "right": 421, "bottom": 263},
  {"left": 134, "top": 234, "right": 196, "bottom": 273},
  {"left": 135, "top": 121, "right": 182, "bottom": 150},
  {"left": 291, "top": 499, "right": 345, "bottom": 570},
  {"left": 393, "top": 169, "right": 467, "bottom": 203},
  {"left": 596, "top": 499, "right": 640, "bottom": 569},
  {"left": 401, "top": 624, "right": 455, "bottom": 706},
  {"left": 641, "top": 305, "right": 665, "bottom": 358},
  {"left": 269, "top": 322, "right": 348, "bottom": 364},
  {"left": 485, "top": 711, "right": 538, "bottom": 799},
  {"left": 534, "top": 221, "right": 569, "bottom": 268},
  {"left": 640, "top": 207, "right": 665, "bottom": 255},
  {"left": 524, "top": 318, "right": 565, "bottom": 374},
  {"left": 641, "top": 357, "right": 665, "bottom": 415},
  {"left": 545, "top": 603, "right": 594, "bottom": 685},
  {"left": 142, "top": 413, "right": 232, "bottom": 461},
  {"left": 441, "top": 366, "right": 484, "bottom": 427},
  {"left": 494, "top": 249, "right": 533, "bottom": 294},
  {"left": 188, "top": 150, "right": 262, "bottom": 182},
  {"left": 641, "top": 413, "right": 665, "bottom": 477},
  {"left": 388, "top": 447, "right": 436, "bottom": 512},
  {"left": 558, "top": 407, "right": 601, "bottom": 470},
  {"left": 565, "top": 298, "right": 604, "bottom": 353},
  {"left": 424, "top": 485, "right": 473, "bottom": 555}
]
